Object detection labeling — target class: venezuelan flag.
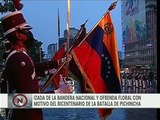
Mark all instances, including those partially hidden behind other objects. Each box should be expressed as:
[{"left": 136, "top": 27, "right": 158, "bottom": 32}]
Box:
[{"left": 72, "top": 12, "right": 121, "bottom": 118}]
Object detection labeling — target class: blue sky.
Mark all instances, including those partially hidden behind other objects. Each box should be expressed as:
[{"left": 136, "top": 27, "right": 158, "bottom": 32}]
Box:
[{"left": 1, "top": 0, "right": 122, "bottom": 54}]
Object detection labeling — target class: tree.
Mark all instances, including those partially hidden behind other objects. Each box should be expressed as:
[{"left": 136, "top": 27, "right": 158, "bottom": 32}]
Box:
[
  {"left": 0, "top": 0, "right": 46, "bottom": 62},
  {"left": 0, "top": 0, "right": 16, "bottom": 65},
  {"left": 28, "top": 40, "right": 45, "bottom": 63},
  {"left": 0, "top": 25, "right": 45, "bottom": 64},
  {"left": 0, "top": 0, "right": 16, "bottom": 14},
  {"left": 0, "top": 23, "right": 5, "bottom": 67}
]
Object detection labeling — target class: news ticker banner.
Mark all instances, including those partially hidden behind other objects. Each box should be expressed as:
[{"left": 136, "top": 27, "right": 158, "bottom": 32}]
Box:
[{"left": 0, "top": 94, "right": 160, "bottom": 108}]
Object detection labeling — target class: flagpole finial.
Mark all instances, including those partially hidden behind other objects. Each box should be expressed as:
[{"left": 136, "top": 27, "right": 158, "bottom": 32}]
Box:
[
  {"left": 81, "top": 19, "right": 88, "bottom": 27},
  {"left": 108, "top": 0, "right": 119, "bottom": 11}
]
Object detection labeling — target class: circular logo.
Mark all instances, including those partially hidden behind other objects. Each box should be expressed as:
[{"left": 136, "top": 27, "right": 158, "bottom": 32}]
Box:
[
  {"left": 104, "top": 23, "right": 114, "bottom": 34},
  {"left": 12, "top": 94, "right": 28, "bottom": 108}
]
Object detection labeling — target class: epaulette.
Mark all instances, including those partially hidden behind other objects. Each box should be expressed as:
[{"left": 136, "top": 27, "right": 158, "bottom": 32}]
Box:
[
  {"left": 5, "top": 49, "right": 36, "bottom": 80},
  {"left": 5, "top": 49, "right": 27, "bottom": 65}
]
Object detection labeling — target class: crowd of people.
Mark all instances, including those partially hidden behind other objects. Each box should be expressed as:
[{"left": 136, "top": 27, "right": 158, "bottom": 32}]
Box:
[{"left": 121, "top": 69, "right": 157, "bottom": 93}]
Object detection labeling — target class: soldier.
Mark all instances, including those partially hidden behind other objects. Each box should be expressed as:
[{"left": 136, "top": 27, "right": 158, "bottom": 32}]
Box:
[
  {"left": 154, "top": 71, "right": 157, "bottom": 88},
  {"left": 134, "top": 71, "right": 139, "bottom": 89},
  {"left": 138, "top": 70, "right": 142, "bottom": 88},
  {"left": 131, "top": 71, "right": 136, "bottom": 89},
  {"left": 1, "top": 11, "right": 73, "bottom": 120},
  {"left": 139, "top": 70, "right": 146, "bottom": 89},
  {"left": 148, "top": 70, "right": 154, "bottom": 88},
  {"left": 127, "top": 71, "right": 132, "bottom": 89},
  {"left": 121, "top": 71, "right": 125, "bottom": 87},
  {"left": 144, "top": 70, "right": 149, "bottom": 88}
]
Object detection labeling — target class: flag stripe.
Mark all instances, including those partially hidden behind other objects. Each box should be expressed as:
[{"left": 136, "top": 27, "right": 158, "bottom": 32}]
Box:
[
  {"left": 87, "top": 25, "right": 121, "bottom": 93},
  {"left": 101, "top": 42, "right": 121, "bottom": 93},
  {"left": 99, "top": 12, "right": 120, "bottom": 81},
  {"left": 72, "top": 42, "right": 108, "bottom": 93}
]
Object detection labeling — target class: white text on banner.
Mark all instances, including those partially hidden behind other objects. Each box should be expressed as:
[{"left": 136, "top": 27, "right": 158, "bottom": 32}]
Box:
[
  {"left": 2, "top": 94, "right": 160, "bottom": 108},
  {"left": 31, "top": 94, "right": 160, "bottom": 108}
]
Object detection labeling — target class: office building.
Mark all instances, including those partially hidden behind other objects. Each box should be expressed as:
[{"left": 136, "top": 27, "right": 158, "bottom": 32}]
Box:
[
  {"left": 121, "top": 0, "right": 157, "bottom": 70},
  {"left": 59, "top": 27, "right": 79, "bottom": 49},
  {"left": 47, "top": 43, "right": 57, "bottom": 60}
]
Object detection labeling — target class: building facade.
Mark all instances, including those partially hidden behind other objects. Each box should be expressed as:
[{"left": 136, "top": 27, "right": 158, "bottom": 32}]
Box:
[
  {"left": 121, "top": 0, "right": 157, "bottom": 70},
  {"left": 59, "top": 27, "right": 79, "bottom": 49},
  {"left": 47, "top": 43, "right": 57, "bottom": 60}
]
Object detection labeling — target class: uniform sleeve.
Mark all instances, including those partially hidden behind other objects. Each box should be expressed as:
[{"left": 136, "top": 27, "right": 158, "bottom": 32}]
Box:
[
  {"left": 34, "top": 61, "right": 58, "bottom": 76},
  {"left": 6, "top": 52, "right": 39, "bottom": 93}
]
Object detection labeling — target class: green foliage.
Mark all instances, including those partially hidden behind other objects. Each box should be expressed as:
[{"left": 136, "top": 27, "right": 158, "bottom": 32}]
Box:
[
  {"left": 0, "top": 23, "right": 5, "bottom": 64},
  {"left": 28, "top": 40, "right": 45, "bottom": 63},
  {"left": 0, "top": 0, "right": 46, "bottom": 63},
  {"left": 0, "top": 0, "right": 16, "bottom": 14}
]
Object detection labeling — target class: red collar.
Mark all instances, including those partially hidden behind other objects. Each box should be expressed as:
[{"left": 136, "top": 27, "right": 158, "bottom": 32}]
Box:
[{"left": 11, "top": 45, "right": 27, "bottom": 52}]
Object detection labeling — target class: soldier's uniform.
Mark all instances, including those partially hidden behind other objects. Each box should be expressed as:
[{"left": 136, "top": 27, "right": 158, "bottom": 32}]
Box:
[
  {"left": 5, "top": 48, "right": 58, "bottom": 120},
  {"left": 5, "top": 48, "right": 58, "bottom": 93},
  {"left": 1, "top": 11, "right": 59, "bottom": 120}
]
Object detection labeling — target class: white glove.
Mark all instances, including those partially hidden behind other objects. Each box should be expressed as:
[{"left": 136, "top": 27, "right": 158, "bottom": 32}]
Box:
[
  {"left": 49, "top": 68, "right": 57, "bottom": 75},
  {"left": 57, "top": 55, "right": 72, "bottom": 65},
  {"left": 54, "top": 75, "right": 73, "bottom": 94}
]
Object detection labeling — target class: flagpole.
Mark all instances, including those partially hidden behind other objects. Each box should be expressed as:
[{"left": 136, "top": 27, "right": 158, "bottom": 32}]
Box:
[
  {"left": 58, "top": 7, "right": 60, "bottom": 38},
  {"left": 41, "top": 0, "right": 71, "bottom": 93},
  {"left": 40, "top": 21, "right": 86, "bottom": 93},
  {"left": 69, "top": 19, "right": 88, "bottom": 51},
  {"left": 40, "top": 0, "right": 119, "bottom": 93},
  {"left": 78, "top": 0, "right": 119, "bottom": 47},
  {"left": 40, "top": 62, "right": 66, "bottom": 93},
  {"left": 65, "top": 0, "right": 71, "bottom": 77}
]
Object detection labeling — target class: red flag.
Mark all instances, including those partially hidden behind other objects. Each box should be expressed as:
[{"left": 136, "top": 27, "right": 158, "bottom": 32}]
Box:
[
  {"left": 51, "top": 43, "right": 67, "bottom": 63},
  {"left": 72, "top": 24, "right": 86, "bottom": 48},
  {"left": 71, "top": 12, "right": 121, "bottom": 118},
  {"left": 51, "top": 43, "right": 67, "bottom": 89},
  {"left": 51, "top": 25, "right": 86, "bottom": 89},
  {"left": 69, "top": 24, "right": 86, "bottom": 86}
]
